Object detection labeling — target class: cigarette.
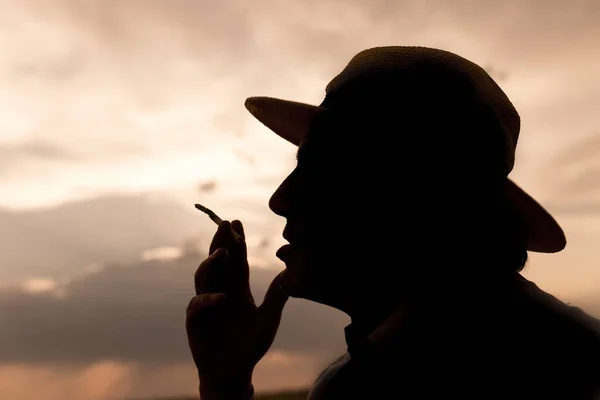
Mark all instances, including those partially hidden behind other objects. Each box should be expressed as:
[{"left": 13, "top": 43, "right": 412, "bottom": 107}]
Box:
[{"left": 194, "top": 203, "right": 241, "bottom": 241}]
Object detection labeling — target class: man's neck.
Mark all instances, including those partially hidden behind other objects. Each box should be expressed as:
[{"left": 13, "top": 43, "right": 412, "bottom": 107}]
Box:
[
  {"left": 345, "top": 276, "right": 513, "bottom": 339},
  {"left": 346, "top": 295, "right": 405, "bottom": 335}
]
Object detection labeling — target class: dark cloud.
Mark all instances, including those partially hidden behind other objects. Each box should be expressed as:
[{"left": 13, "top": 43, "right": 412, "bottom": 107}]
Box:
[
  {"left": 0, "top": 249, "right": 347, "bottom": 365},
  {"left": 197, "top": 180, "right": 218, "bottom": 193},
  {"left": 0, "top": 195, "right": 203, "bottom": 282},
  {"left": 258, "top": 237, "right": 270, "bottom": 249},
  {"left": 1, "top": 237, "right": 598, "bottom": 367}
]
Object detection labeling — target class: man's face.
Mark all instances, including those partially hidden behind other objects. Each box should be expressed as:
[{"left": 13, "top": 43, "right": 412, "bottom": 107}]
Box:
[
  {"left": 266, "top": 100, "right": 520, "bottom": 307},
  {"left": 267, "top": 118, "right": 382, "bottom": 305},
  {"left": 266, "top": 112, "right": 484, "bottom": 306}
]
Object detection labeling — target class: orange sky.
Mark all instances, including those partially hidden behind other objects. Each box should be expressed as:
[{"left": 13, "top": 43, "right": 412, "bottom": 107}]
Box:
[{"left": 0, "top": 0, "right": 599, "bottom": 398}]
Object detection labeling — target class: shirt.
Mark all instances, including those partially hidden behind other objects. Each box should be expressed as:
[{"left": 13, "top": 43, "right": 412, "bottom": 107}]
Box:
[{"left": 305, "top": 275, "right": 600, "bottom": 399}]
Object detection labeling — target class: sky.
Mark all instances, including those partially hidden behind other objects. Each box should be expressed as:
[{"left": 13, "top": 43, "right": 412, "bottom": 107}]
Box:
[{"left": 0, "top": 0, "right": 599, "bottom": 398}]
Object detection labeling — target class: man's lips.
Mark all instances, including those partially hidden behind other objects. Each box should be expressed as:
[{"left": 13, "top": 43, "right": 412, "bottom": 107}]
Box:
[
  {"left": 276, "top": 244, "right": 293, "bottom": 261},
  {"left": 282, "top": 225, "right": 305, "bottom": 246},
  {"left": 280, "top": 224, "right": 308, "bottom": 260}
]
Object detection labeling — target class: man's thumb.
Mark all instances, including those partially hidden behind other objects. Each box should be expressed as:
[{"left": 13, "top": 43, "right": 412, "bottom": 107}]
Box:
[{"left": 257, "top": 272, "right": 288, "bottom": 329}]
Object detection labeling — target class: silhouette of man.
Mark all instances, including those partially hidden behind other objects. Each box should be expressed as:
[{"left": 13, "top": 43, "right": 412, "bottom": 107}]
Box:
[{"left": 186, "top": 47, "right": 600, "bottom": 399}]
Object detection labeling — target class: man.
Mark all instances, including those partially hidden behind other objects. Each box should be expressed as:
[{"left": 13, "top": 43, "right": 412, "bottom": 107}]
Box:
[{"left": 186, "top": 46, "right": 600, "bottom": 399}]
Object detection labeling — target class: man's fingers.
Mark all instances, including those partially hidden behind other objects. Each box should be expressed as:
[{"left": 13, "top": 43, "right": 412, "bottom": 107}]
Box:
[
  {"left": 209, "top": 220, "right": 239, "bottom": 255},
  {"left": 257, "top": 272, "right": 288, "bottom": 331},
  {"left": 231, "top": 219, "right": 245, "bottom": 240},
  {"left": 187, "top": 293, "right": 227, "bottom": 312},
  {"left": 194, "top": 248, "right": 228, "bottom": 294},
  {"left": 229, "top": 219, "right": 250, "bottom": 292},
  {"left": 186, "top": 293, "right": 227, "bottom": 334},
  {"left": 229, "top": 220, "right": 248, "bottom": 261},
  {"left": 205, "top": 219, "right": 252, "bottom": 302}
]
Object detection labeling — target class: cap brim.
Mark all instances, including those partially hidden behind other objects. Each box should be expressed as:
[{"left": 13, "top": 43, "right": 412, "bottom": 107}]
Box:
[
  {"left": 245, "top": 96, "right": 326, "bottom": 146},
  {"left": 244, "top": 96, "right": 567, "bottom": 253},
  {"left": 505, "top": 180, "right": 566, "bottom": 253}
]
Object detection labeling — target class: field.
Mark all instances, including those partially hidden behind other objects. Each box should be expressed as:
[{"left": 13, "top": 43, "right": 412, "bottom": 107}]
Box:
[
  {"left": 256, "top": 390, "right": 308, "bottom": 400},
  {"left": 130, "top": 389, "right": 310, "bottom": 400}
]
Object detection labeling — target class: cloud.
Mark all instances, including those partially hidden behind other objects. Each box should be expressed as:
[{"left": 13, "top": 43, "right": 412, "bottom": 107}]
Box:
[
  {"left": 0, "top": 194, "right": 205, "bottom": 282},
  {"left": 197, "top": 180, "right": 218, "bottom": 193},
  {"left": 531, "top": 131, "right": 600, "bottom": 219},
  {"left": 0, "top": 0, "right": 599, "bottom": 398},
  {"left": 0, "top": 141, "right": 74, "bottom": 161},
  {"left": 2, "top": 0, "right": 599, "bottom": 212},
  {"left": 0, "top": 237, "right": 599, "bottom": 399},
  {"left": 0, "top": 141, "right": 77, "bottom": 175},
  {"left": 0, "top": 228, "right": 598, "bottom": 367},
  {"left": 547, "top": 133, "right": 600, "bottom": 198},
  {"left": 0, "top": 247, "right": 348, "bottom": 366},
  {"left": 0, "top": 0, "right": 598, "bottom": 359}
]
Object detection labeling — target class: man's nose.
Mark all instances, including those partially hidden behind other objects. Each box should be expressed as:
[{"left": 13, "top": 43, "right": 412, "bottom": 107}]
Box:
[{"left": 269, "top": 174, "right": 294, "bottom": 217}]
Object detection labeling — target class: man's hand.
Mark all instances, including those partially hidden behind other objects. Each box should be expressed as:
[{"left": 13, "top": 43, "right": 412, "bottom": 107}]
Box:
[{"left": 186, "top": 220, "right": 288, "bottom": 399}]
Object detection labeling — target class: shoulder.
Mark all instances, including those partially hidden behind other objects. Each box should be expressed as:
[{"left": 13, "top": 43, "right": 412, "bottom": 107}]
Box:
[
  {"left": 517, "top": 275, "right": 600, "bottom": 398},
  {"left": 307, "top": 354, "right": 351, "bottom": 400},
  {"left": 313, "top": 354, "right": 349, "bottom": 382},
  {"left": 517, "top": 275, "right": 600, "bottom": 336}
]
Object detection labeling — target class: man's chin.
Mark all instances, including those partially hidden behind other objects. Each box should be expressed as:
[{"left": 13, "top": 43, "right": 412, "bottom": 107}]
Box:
[
  {"left": 279, "top": 269, "right": 332, "bottom": 306},
  {"left": 278, "top": 269, "right": 314, "bottom": 299},
  {"left": 276, "top": 247, "right": 332, "bottom": 301},
  {"left": 276, "top": 246, "right": 307, "bottom": 294}
]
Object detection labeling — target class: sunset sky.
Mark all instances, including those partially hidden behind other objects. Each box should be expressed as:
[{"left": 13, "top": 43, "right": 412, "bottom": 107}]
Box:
[{"left": 1, "top": 0, "right": 599, "bottom": 399}]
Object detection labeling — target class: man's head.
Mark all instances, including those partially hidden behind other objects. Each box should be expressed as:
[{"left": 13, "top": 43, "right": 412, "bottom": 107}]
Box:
[
  {"left": 247, "top": 46, "right": 565, "bottom": 312},
  {"left": 268, "top": 90, "right": 527, "bottom": 308}
]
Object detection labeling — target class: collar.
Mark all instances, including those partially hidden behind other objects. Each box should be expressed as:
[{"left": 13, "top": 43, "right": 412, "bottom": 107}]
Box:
[
  {"left": 343, "top": 277, "right": 517, "bottom": 362},
  {"left": 344, "top": 306, "right": 410, "bottom": 360}
]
